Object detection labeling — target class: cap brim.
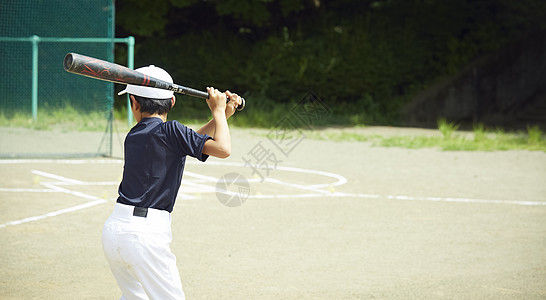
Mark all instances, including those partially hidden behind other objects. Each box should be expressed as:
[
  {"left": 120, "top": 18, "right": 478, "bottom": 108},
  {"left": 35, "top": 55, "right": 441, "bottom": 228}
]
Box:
[{"left": 117, "top": 89, "right": 128, "bottom": 96}]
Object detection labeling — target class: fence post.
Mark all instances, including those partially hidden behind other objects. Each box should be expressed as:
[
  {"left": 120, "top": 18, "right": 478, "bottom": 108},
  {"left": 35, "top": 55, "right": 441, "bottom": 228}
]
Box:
[{"left": 31, "top": 35, "right": 40, "bottom": 121}]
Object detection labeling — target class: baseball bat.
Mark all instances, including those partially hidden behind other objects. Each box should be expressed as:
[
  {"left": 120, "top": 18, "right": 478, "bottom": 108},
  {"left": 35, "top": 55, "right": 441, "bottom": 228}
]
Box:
[{"left": 63, "top": 52, "right": 245, "bottom": 111}]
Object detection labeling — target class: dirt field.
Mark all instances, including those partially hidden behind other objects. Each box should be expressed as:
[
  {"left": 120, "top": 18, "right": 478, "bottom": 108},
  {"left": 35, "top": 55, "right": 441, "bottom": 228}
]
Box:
[{"left": 1, "top": 126, "right": 545, "bottom": 299}]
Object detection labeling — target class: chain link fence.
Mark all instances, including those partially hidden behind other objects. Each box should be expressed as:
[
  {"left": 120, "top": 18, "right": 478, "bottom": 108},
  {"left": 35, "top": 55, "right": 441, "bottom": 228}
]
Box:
[{"left": 0, "top": 0, "right": 132, "bottom": 158}]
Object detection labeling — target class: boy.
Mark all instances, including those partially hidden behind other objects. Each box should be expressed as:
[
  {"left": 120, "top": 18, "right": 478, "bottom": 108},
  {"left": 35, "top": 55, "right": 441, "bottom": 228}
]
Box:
[{"left": 102, "top": 65, "right": 242, "bottom": 299}]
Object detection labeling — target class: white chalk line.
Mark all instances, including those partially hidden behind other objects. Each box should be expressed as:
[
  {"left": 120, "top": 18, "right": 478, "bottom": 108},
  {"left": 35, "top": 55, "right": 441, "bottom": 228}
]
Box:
[
  {"left": 0, "top": 199, "right": 108, "bottom": 228},
  {"left": 31, "top": 170, "right": 84, "bottom": 184},
  {"left": 0, "top": 159, "right": 122, "bottom": 165},
  {"left": 197, "top": 160, "right": 348, "bottom": 188},
  {"left": 186, "top": 166, "right": 546, "bottom": 206},
  {"left": 0, "top": 159, "right": 544, "bottom": 229},
  {"left": 0, "top": 159, "right": 348, "bottom": 187},
  {"left": 40, "top": 182, "right": 100, "bottom": 201},
  {"left": 3, "top": 160, "right": 545, "bottom": 207},
  {"left": 0, "top": 168, "right": 234, "bottom": 228},
  {"left": 0, "top": 169, "right": 112, "bottom": 228},
  {"left": 0, "top": 188, "right": 57, "bottom": 193}
]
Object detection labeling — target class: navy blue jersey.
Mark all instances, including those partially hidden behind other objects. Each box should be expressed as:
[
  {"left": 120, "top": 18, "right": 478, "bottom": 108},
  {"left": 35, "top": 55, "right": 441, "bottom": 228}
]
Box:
[{"left": 117, "top": 117, "right": 211, "bottom": 212}]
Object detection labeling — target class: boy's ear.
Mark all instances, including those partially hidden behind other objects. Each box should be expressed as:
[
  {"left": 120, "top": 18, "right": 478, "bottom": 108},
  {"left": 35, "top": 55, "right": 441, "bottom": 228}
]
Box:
[
  {"left": 130, "top": 95, "right": 140, "bottom": 111},
  {"left": 171, "top": 96, "right": 176, "bottom": 108}
]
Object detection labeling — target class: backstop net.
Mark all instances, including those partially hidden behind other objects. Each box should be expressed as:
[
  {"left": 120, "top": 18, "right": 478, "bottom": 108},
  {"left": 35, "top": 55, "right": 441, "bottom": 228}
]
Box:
[{"left": 0, "top": 0, "right": 123, "bottom": 158}]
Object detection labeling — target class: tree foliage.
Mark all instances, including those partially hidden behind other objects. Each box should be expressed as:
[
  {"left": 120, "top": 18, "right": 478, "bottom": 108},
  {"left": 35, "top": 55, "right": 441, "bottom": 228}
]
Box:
[{"left": 115, "top": 0, "right": 546, "bottom": 125}]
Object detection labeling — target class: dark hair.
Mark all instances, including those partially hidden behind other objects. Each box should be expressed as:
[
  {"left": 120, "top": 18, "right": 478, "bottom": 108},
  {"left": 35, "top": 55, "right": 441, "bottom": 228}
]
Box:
[{"left": 130, "top": 94, "right": 173, "bottom": 115}]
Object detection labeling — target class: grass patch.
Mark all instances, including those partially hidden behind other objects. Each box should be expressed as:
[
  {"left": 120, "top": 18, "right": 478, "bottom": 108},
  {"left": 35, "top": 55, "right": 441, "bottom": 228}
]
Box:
[
  {"left": 379, "top": 135, "right": 443, "bottom": 149},
  {"left": 304, "top": 121, "right": 546, "bottom": 152},
  {"left": 438, "top": 118, "right": 460, "bottom": 140},
  {"left": 2, "top": 105, "right": 545, "bottom": 152},
  {"left": 377, "top": 123, "right": 545, "bottom": 151},
  {"left": 0, "top": 105, "right": 115, "bottom": 132},
  {"left": 303, "top": 130, "right": 378, "bottom": 143}
]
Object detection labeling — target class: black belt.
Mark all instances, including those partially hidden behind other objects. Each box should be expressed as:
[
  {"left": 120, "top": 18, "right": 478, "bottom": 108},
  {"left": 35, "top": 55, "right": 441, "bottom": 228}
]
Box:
[{"left": 133, "top": 207, "right": 148, "bottom": 218}]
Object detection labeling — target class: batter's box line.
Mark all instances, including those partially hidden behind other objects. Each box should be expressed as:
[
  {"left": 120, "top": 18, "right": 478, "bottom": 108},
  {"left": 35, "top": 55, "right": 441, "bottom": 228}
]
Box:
[
  {"left": 178, "top": 176, "right": 329, "bottom": 200},
  {"left": 383, "top": 194, "right": 546, "bottom": 206},
  {"left": 32, "top": 170, "right": 84, "bottom": 184},
  {"left": 0, "top": 199, "right": 109, "bottom": 229},
  {"left": 0, "top": 170, "right": 114, "bottom": 229},
  {"left": 0, "top": 188, "right": 57, "bottom": 193},
  {"left": 328, "top": 192, "right": 546, "bottom": 206},
  {"left": 180, "top": 180, "right": 258, "bottom": 199},
  {"left": 185, "top": 161, "right": 348, "bottom": 189}
]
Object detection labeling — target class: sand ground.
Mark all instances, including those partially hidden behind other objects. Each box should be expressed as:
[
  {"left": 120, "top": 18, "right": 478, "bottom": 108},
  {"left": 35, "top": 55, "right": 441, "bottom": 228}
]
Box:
[{"left": 1, "top": 126, "right": 545, "bottom": 299}]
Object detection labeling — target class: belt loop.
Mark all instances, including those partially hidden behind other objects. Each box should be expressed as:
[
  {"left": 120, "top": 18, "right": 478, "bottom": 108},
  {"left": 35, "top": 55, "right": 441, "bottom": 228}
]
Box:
[{"left": 133, "top": 207, "right": 148, "bottom": 218}]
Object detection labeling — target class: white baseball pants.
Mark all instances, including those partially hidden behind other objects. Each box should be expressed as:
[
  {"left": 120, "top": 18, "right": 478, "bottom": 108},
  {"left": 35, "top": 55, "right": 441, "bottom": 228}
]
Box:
[{"left": 102, "top": 203, "right": 185, "bottom": 300}]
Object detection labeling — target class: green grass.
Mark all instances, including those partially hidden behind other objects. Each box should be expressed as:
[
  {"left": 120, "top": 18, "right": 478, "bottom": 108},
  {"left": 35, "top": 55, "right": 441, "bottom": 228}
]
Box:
[
  {"left": 2, "top": 106, "right": 545, "bottom": 152},
  {"left": 438, "top": 118, "right": 460, "bottom": 140},
  {"left": 0, "top": 105, "right": 118, "bottom": 132},
  {"left": 304, "top": 130, "right": 378, "bottom": 143},
  {"left": 380, "top": 124, "right": 545, "bottom": 151},
  {"left": 304, "top": 121, "right": 546, "bottom": 152}
]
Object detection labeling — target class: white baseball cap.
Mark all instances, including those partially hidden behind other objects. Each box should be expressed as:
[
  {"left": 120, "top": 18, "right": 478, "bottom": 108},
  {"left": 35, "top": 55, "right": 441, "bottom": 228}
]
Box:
[{"left": 117, "top": 65, "right": 174, "bottom": 99}]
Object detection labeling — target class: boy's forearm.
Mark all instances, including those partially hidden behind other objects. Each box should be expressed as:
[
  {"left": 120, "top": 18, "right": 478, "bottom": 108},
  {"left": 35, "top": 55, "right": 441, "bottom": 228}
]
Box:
[
  {"left": 197, "top": 109, "right": 235, "bottom": 137},
  {"left": 211, "top": 110, "right": 230, "bottom": 152},
  {"left": 196, "top": 119, "right": 215, "bottom": 136},
  {"left": 200, "top": 109, "right": 231, "bottom": 158}
]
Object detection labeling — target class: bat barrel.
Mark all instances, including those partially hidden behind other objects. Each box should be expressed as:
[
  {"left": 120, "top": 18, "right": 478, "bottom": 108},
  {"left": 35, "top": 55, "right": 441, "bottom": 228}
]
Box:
[
  {"left": 64, "top": 53, "right": 97, "bottom": 74},
  {"left": 63, "top": 52, "right": 147, "bottom": 86}
]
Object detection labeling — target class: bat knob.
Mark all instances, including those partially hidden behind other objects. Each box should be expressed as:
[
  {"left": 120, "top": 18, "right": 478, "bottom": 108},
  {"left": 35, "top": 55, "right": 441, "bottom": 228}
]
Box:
[
  {"left": 237, "top": 98, "right": 246, "bottom": 111},
  {"left": 226, "top": 96, "right": 246, "bottom": 111}
]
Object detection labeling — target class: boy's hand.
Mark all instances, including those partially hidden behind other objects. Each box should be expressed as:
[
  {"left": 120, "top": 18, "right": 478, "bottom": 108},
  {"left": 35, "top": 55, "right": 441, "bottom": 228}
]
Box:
[
  {"left": 225, "top": 90, "right": 243, "bottom": 119},
  {"left": 206, "top": 87, "right": 227, "bottom": 114}
]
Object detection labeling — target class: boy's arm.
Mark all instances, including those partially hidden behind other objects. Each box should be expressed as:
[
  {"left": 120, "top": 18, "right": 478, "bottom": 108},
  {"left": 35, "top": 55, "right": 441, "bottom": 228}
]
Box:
[
  {"left": 196, "top": 119, "right": 216, "bottom": 137},
  {"left": 202, "top": 87, "right": 232, "bottom": 158}
]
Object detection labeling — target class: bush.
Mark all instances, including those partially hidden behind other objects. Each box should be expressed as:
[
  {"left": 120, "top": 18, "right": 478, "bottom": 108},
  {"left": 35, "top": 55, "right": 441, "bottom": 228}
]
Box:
[{"left": 115, "top": 0, "right": 546, "bottom": 127}]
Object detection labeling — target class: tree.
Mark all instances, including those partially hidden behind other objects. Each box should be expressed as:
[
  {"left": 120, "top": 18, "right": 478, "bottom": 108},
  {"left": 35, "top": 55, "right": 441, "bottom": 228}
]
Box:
[{"left": 115, "top": 0, "right": 546, "bottom": 125}]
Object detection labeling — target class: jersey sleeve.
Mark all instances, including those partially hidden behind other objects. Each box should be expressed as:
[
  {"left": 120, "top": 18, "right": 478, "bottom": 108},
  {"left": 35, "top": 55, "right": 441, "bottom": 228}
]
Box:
[{"left": 166, "top": 121, "right": 211, "bottom": 162}]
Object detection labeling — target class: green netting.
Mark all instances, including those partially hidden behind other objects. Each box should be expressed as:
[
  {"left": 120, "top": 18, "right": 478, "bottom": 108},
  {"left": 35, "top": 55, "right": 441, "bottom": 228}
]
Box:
[{"left": 0, "top": 0, "right": 117, "bottom": 157}]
